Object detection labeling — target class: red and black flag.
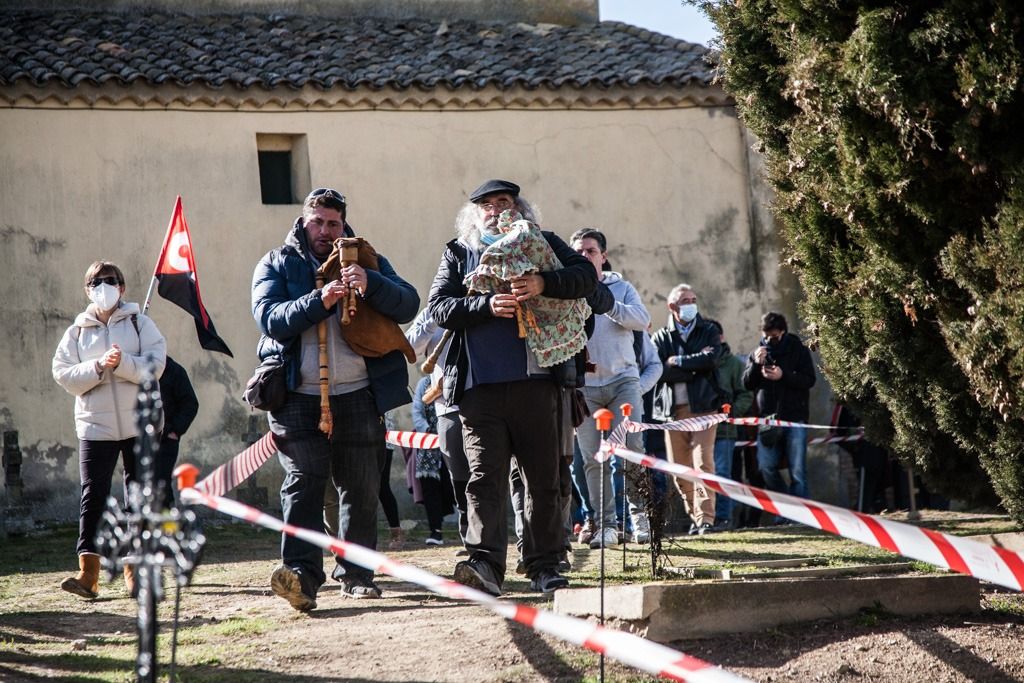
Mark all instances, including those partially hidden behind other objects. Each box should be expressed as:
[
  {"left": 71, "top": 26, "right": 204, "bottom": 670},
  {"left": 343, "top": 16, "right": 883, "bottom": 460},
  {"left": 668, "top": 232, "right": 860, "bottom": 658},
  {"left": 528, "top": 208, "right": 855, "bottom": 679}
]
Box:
[{"left": 150, "top": 196, "right": 233, "bottom": 356}]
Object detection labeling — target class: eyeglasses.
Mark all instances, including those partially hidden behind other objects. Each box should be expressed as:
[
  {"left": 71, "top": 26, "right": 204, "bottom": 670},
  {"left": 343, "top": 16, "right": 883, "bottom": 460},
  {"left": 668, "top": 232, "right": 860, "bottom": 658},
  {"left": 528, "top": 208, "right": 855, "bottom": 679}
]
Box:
[
  {"left": 305, "top": 187, "right": 347, "bottom": 205},
  {"left": 479, "top": 197, "right": 514, "bottom": 212},
  {"left": 89, "top": 276, "right": 121, "bottom": 288}
]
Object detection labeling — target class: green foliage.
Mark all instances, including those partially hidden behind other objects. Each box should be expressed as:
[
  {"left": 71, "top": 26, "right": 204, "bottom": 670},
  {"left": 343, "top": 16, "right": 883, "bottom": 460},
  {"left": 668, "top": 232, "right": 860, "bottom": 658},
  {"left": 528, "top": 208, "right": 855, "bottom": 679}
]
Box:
[{"left": 701, "top": 0, "right": 1024, "bottom": 518}]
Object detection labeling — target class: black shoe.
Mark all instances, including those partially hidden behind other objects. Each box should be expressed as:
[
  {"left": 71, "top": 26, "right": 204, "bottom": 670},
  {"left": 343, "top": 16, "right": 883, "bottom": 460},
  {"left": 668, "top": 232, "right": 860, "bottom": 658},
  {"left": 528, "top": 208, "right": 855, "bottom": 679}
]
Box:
[
  {"left": 515, "top": 559, "right": 527, "bottom": 575},
  {"left": 270, "top": 565, "right": 317, "bottom": 612},
  {"left": 340, "top": 574, "right": 382, "bottom": 599},
  {"left": 530, "top": 568, "right": 569, "bottom": 594},
  {"left": 696, "top": 522, "right": 714, "bottom": 536},
  {"left": 425, "top": 530, "right": 443, "bottom": 546},
  {"left": 454, "top": 559, "right": 502, "bottom": 597}
]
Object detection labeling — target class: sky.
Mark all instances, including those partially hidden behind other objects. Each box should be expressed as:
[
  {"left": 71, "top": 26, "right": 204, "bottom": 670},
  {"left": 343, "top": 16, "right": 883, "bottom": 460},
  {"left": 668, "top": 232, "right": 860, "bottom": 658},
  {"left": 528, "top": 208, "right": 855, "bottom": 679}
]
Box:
[{"left": 598, "top": 0, "right": 718, "bottom": 46}]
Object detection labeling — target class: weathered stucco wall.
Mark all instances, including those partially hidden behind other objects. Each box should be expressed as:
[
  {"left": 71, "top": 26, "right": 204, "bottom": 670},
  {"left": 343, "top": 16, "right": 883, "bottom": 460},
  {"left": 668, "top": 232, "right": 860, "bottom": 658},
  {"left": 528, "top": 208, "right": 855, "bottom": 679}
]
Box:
[{"left": 0, "top": 102, "right": 787, "bottom": 520}]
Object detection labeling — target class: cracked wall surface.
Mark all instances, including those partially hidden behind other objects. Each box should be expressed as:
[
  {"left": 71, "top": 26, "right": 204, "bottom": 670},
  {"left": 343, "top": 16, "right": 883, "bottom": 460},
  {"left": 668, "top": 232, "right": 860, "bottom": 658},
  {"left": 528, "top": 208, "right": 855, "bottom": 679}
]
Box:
[{"left": 0, "top": 102, "right": 797, "bottom": 522}]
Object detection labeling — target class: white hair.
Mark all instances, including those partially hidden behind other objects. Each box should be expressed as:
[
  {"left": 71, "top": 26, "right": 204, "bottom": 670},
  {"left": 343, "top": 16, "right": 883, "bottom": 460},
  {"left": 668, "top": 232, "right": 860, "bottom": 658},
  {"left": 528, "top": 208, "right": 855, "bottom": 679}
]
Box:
[
  {"left": 455, "top": 196, "right": 542, "bottom": 251},
  {"left": 667, "top": 283, "right": 695, "bottom": 302}
]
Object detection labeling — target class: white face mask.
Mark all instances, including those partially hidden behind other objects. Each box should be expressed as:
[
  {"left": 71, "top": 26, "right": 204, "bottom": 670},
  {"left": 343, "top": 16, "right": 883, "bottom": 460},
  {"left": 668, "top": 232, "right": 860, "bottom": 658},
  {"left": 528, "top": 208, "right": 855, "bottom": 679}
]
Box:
[
  {"left": 677, "top": 303, "right": 698, "bottom": 322},
  {"left": 88, "top": 283, "right": 121, "bottom": 312}
]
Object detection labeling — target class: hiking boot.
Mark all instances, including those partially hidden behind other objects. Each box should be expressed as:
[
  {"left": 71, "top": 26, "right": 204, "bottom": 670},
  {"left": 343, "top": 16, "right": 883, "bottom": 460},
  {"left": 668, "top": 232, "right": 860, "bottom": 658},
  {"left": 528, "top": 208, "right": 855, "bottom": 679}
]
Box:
[
  {"left": 340, "top": 574, "right": 382, "bottom": 599},
  {"left": 425, "top": 530, "right": 443, "bottom": 546},
  {"left": 453, "top": 558, "right": 502, "bottom": 597},
  {"left": 530, "top": 568, "right": 570, "bottom": 594},
  {"left": 576, "top": 518, "right": 596, "bottom": 545},
  {"left": 631, "top": 512, "right": 651, "bottom": 544},
  {"left": 589, "top": 526, "right": 619, "bottom": 549},
  {"left": 270, "top": 565, "right": 317, "bottom": 612}
]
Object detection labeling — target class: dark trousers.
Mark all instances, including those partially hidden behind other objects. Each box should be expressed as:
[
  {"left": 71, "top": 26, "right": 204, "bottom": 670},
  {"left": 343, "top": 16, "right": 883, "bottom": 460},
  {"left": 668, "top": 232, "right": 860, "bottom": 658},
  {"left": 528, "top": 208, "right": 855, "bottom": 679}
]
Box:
[
  {"left": 438, "top": 411, "right": 469, "bottom": 542},
  {"left": 155, "top": 436, "right": 180, "bottom": 507},
  {"left": 269, "top": 390, "right": 384, "bottom": 592},
  {"left": 460, "top": 379, "right": 561, "bottom": 583},
  {"left": 77, "top": 438, "right": 136, "bottom": 555},
  {"left": 378, "top": 447, "right": 400, "bottom": 528}
]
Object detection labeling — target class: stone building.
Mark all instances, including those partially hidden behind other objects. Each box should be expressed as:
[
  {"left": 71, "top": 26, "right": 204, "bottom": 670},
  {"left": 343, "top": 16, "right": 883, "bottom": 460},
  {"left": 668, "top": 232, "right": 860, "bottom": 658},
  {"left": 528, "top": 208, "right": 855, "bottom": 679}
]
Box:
[{"left": 0, "top": 0, "right": 815, "bottom": 520}]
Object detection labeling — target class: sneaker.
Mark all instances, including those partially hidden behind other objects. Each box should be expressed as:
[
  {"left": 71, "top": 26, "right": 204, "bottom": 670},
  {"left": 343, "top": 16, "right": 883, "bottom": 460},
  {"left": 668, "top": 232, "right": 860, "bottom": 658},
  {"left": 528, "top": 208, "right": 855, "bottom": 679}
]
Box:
[
  {"left": 425, "top": 530, "right": 443, "bottom": 546},
  {"left": 530, "top": 568, "right": 570, "bottom": 594},
  {"left": 557, "top": 556, "right": 572, "bottom": 573},
  {"left": 695, "top": 522, "right": 714, "bottom": 536},
  {"left": 577, "top": 518, "right": 596, "bottom": 545},
  {"left": 631, "top": 512, "right": 651, "bottom": 544},
  {"left": 270, "top": 565, "right": 317, "bottom": 612},
  {"left": 453, "top": 559, "right": 502, "bottom": 597},
  {"left": 687, "top": 522, "right": 700, "bottom": 536},
  {"left": 589, "top": 526, "right": 619, "bottom": 549},
  {"left": 340, "top": 574, "right": 382, "bottom": 599}
]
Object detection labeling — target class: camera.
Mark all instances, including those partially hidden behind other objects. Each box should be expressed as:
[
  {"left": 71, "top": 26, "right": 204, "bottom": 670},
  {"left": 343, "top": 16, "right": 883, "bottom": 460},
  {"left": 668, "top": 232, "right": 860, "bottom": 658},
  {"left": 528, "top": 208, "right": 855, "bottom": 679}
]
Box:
[{"left": 763, "top": 350, "right": 776, "bottom": 368}]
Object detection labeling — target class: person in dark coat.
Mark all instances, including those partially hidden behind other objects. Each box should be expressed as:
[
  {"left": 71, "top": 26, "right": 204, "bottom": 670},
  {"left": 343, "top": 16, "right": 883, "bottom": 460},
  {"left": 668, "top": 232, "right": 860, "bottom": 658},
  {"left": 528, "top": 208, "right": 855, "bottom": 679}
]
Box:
[
  {"left": 742, "top": 311, "right": 816, "bottom": 501},
  {"left": 427, "top": 179, "right": 598, "bottom": 596},
  {"left": 157, "top": 355, "right": 198, "bottom": 506},
  {"left": 651, "top": 283, "right": 723, "bottom": 534}
]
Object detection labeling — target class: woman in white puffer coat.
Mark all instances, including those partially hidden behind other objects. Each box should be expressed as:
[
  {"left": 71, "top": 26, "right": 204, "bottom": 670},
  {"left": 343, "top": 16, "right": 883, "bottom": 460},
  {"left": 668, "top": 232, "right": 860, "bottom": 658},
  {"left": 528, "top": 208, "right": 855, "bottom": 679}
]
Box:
[{"left": 52, "top": 261, "right": 166, "bottom": 599}]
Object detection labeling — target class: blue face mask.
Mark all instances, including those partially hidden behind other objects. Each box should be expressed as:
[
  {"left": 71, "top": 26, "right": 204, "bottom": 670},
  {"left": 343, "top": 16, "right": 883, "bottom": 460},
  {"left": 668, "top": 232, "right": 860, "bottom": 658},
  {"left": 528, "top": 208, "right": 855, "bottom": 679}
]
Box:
[
  {"left": 677, "top": 303, "right": 698, "bottom": 322},
  {"left": 481, "top": 232, "right": 504, "bottom": 246}
]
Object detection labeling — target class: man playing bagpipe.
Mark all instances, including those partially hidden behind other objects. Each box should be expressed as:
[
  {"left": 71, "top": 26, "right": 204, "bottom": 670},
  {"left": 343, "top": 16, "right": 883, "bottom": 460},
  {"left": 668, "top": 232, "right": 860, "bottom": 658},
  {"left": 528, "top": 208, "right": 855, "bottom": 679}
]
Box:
[
  {"left": 251, "top": 187, "right": 418, "bottom": 611},
  {"left": 427, "top": 179, "right": 598, "bottom": 596}
]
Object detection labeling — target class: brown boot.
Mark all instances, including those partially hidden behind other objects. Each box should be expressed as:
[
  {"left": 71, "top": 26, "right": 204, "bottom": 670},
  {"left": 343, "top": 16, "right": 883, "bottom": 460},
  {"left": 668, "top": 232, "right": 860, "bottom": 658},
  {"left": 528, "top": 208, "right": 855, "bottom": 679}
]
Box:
[
  {"left": 60, "top": 553, "right": 100, "bottom": 599},
  {"left": 386, "top": 527, "right": 405, "bottom": 551},
  {"left": 123, "top": 564, "right": 137, "bottom": 598}
]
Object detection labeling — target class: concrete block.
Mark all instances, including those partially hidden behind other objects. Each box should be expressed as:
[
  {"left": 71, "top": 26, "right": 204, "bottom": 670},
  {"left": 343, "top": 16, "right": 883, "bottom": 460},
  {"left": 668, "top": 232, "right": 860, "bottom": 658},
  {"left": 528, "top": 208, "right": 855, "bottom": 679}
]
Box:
[{"left": 554, "top": 574, "right": 980, "bottom": 642}]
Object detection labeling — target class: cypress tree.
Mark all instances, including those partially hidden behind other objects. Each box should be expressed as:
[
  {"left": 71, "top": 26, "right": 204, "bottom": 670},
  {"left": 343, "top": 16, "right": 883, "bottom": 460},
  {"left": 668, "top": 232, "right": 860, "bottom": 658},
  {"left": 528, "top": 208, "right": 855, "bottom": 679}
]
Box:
[{"left": 702, "top": 1, "right": 1024, "bottom": 518}]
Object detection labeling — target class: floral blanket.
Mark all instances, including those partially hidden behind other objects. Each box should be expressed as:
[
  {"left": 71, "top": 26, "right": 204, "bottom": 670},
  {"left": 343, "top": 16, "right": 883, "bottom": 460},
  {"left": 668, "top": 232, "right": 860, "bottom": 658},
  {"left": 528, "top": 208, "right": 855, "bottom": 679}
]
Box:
[{"left": 464, "top": 212, "right": 591, "bottom": 367}]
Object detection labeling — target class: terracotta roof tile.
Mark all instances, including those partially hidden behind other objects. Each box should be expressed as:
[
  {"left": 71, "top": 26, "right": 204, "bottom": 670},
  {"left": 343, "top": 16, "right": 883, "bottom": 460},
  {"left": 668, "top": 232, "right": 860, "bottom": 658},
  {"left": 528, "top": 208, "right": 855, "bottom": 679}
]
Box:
[{"left": 0, "top": 9, "right": 712, "bottom": 92}]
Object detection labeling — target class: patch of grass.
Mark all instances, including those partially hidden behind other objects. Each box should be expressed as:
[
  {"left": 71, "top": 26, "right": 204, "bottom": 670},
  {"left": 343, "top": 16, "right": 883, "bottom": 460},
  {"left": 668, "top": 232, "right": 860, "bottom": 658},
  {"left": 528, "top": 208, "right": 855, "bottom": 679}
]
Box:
[
  {"left": 855, "top": 601, "right": 895, "bottom": 627},
  {"left": 984, "top": 594, "right": 1024, "bottom": 617}
]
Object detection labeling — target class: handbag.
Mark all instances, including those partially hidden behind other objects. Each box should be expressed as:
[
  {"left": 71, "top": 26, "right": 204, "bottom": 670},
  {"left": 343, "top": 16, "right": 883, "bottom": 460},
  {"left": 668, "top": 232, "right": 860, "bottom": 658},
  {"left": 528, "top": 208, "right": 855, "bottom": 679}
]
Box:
[
  {"left": 758, "top": 414, "right": 782, "bottom": 448},
  {"left": 242, "top": 354, "right": 287, "bottom": 412}
]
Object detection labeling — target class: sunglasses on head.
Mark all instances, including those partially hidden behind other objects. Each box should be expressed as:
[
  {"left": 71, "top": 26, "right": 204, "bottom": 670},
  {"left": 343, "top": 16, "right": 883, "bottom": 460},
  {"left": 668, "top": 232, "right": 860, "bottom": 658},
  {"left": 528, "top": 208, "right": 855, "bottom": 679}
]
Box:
[
  {"left": 89, "top": 276, "right": 121, "bottom": 288},
  {"left": 305, "top": 187, "right": 346, "bottom": 205}
]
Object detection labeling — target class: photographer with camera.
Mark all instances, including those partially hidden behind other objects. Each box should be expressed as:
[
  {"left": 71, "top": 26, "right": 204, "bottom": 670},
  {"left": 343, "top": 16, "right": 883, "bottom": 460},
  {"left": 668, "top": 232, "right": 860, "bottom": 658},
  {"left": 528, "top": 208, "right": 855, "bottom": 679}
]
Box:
[{"left": 742, "top": 312, "right": 816, "bottom": 507}]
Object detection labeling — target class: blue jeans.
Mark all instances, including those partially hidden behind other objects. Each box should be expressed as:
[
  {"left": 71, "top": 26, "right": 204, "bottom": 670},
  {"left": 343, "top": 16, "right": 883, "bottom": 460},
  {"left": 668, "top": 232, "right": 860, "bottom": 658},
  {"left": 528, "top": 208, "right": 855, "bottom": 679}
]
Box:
[
  {"left": 269, "top": 389, "right": 384, "bottom": 592},
  {"left": 575, "top": 377, "right": 644, "bottom": 528},
  {"left": 570, "top": 439, "right": 593, "bottom": 521},
  {"left": 713, "top": 439, "right": 735, "bottom": 523},
  {"left": 756, "top": 425, "right": 808, "bottom": 498}
]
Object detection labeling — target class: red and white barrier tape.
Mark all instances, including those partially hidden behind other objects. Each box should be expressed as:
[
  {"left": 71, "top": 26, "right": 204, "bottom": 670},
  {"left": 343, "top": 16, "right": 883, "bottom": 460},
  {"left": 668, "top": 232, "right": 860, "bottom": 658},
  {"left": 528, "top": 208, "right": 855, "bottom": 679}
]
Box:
[
  {"left": 386, "top": 430, "right": 439, "bottom": 450},
  {"left": 600, "top": 440, "right": 1024, "bottom": 592},
  {"left": 194, "top": 432, "right": 277, "bottom": 497},
  {"left": 610, "top": 414, "right": 864, "bottom": 452},
  {"left": 732, "top": 434, "right": 865, "bottom": 449},
  {"left": 179, "top": 485, "right": 750, "bottom": 683}
]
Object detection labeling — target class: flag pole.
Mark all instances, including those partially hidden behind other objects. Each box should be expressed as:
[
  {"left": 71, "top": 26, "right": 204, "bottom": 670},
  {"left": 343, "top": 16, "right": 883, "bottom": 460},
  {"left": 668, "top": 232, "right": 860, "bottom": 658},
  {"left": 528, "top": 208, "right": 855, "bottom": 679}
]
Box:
[{"left": 144, "top": 196, "right": 183, "bottom": 313}]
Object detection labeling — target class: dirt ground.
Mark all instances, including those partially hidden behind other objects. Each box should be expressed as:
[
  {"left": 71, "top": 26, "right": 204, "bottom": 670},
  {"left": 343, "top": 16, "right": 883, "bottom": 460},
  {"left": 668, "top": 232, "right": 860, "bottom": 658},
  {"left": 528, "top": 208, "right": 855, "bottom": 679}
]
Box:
[{"left": 2, "top": 515, "right": 1024, "bottom": 682}]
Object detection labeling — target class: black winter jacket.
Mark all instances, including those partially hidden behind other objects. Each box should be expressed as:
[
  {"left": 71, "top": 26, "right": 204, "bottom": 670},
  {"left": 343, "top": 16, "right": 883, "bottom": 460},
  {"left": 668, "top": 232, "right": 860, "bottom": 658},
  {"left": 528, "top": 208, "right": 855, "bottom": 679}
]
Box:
[
  {"left": 652, "top": 314, "right": 723, "bottom": 418},
  {"left": 427, "top": 231, "right": 599, "bottom": 404},
  {"left": 741, "top": 332, "right": 816, "bottom": 422},
  {"left": 251, "top": 219, "right": 419, "bottom": 416},
  {"left": 159, "top": 356, "right": 198, "bottom": 438}
]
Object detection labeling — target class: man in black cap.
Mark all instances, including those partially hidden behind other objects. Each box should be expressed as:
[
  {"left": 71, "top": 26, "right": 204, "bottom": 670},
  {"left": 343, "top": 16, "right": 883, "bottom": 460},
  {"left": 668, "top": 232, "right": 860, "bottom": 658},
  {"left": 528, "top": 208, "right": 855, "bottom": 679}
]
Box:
[{"left": 427, "top": 180, "right": 599, "bottom": 595}]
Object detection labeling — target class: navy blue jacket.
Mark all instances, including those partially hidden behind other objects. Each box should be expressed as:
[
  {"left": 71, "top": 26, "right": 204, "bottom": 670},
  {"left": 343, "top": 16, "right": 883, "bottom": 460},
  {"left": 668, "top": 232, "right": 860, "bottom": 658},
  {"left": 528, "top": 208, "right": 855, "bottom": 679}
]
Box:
[
  {"left": 251, "top": 219, "right": 419, "bottom": 415},
  {"left": 427, "top": 231, "right": 599, "bottom": 404}
]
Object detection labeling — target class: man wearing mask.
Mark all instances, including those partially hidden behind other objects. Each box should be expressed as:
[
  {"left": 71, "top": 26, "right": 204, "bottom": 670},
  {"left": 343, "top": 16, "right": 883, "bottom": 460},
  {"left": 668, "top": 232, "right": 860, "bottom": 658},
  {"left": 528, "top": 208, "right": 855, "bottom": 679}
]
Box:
[
  {"left": 652, "top": 284, "right": 723, "bottom": 535},
  {"left": 428, "top": 179, "right": 598, "bottom": 596},
  {"left": 742, "top": 312, "right": 816, "bottom": 502}
]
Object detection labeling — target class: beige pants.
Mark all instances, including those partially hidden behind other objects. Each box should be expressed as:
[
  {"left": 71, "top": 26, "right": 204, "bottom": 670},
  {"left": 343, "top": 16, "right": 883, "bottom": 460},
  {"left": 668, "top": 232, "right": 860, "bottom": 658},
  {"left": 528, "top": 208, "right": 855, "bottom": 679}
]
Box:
[{"left": 664, "top": 404, "right": 719, "bottom": 526}]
